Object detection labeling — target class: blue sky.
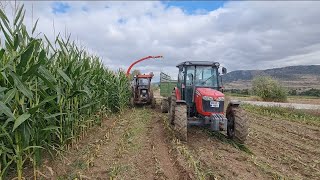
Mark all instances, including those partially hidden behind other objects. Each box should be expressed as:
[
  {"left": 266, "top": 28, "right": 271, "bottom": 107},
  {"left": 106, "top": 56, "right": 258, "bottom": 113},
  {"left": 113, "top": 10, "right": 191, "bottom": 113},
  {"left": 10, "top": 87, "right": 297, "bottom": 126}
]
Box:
[
  {"left": 164, "top": 1, "right": 226, "bottom": 14},
  {"left": 51, "top": 1, "right": 227, "bottom": 15},
  {"left": 52, "top": 2, "right": 70, "bottom": 14}
]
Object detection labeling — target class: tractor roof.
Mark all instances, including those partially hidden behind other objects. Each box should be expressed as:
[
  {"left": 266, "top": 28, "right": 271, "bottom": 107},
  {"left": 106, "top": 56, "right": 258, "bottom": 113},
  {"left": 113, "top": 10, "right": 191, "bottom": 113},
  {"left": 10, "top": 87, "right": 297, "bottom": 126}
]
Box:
[
  {"left": 176, "top": 61, "right": 220, "bottom": 68},
  {"left": 136, "top": 74, "right": 154, "bottom": 78}
]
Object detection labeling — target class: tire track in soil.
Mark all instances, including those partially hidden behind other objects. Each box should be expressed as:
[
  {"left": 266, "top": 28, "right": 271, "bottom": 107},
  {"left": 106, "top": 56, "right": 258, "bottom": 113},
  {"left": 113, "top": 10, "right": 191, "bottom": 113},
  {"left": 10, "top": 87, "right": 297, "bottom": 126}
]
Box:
[
  {"left": 159, "top": 110, "right": 320, "bottom": 179},
  {"left": 37, "top": 108, "right": 186, "bottom": 180},
  {"left": 150, "top": 111, "right": 183, "bottom": 179},
  {"left": 186, "top": 128, "right": 272, "bottom": 180},
  {"left": 183, "top": 111, "right": 320, "bottom": 180},
  {"left": 247, "top": 113, "right": 320, "bottom": 180}
]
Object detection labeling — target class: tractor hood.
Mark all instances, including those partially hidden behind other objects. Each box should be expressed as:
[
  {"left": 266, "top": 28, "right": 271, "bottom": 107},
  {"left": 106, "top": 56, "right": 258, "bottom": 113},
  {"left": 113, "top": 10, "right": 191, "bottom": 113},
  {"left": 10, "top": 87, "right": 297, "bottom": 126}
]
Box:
[{"left": 196, "top": 88, "right": 224, "bottom": 99}]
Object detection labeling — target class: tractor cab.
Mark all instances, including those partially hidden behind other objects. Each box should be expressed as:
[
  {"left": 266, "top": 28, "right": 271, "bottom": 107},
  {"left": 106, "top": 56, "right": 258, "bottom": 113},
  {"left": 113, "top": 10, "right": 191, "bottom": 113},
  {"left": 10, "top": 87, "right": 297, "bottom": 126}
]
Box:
[{"left": 176, "top": 61, "right": 227, "bottom": 117}]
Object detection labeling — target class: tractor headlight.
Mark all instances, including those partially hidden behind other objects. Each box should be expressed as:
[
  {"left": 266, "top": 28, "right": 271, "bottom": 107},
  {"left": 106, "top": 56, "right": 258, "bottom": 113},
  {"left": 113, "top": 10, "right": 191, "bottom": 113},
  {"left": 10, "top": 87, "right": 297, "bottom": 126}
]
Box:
[
  {"left": 216, "top": 97, "right": 224, "bottom": 101},
  {"left": 202, "top": 96, "right": 213, "bottom": 101}
]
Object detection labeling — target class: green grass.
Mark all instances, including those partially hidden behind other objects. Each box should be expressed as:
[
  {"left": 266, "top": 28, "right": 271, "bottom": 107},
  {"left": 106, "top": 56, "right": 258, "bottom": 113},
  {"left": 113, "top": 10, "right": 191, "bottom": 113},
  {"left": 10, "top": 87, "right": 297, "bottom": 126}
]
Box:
[
  {"left": 288, "top": 95, "right": 320, "bottom": 99},
  {"left": 243, "top": 104, "right": 320, "bottom": 127},
  {"left": 224, "top": 92, "right": 251, "bottom": 97}
]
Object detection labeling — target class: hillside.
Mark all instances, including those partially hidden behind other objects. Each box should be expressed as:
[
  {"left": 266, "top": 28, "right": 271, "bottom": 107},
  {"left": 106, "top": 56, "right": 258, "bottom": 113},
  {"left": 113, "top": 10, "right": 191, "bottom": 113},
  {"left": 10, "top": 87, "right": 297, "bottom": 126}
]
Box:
[{"left": 222, "top": 65, "right": 320, "bottom": 90}]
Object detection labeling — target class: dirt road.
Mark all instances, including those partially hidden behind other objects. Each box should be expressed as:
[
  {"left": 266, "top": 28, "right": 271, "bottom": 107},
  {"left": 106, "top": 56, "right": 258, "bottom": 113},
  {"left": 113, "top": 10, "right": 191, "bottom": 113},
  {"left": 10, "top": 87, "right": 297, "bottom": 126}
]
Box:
[
  {"left": 239, "top": 100, "right": 320, "bottom": 110},
  {"left": 34, "top": 103, "right": 320, "bottom": 180}
]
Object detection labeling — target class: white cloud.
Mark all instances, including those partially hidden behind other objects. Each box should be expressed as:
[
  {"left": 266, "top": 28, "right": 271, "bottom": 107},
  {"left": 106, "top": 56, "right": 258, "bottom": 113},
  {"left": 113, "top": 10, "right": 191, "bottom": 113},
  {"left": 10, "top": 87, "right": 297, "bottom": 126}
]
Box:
[{"left": 2, "top": 1, "right": 320, "bottom": 81}]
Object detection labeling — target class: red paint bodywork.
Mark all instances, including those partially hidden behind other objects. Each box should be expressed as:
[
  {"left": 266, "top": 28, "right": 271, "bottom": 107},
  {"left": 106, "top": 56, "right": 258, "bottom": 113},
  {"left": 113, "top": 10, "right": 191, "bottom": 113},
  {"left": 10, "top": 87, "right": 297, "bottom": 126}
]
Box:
[
  {"left": 195, "top": 88, "right": 225, "bottom": 116},
  {"left": 137, "top": 74, "right": 154, "bottom": 78},
  {"left": 126, "top": 56, "right": 163, "bottom": 76},
  {"left": 174, "top": 87, "right": 181, "bottom": 100}
]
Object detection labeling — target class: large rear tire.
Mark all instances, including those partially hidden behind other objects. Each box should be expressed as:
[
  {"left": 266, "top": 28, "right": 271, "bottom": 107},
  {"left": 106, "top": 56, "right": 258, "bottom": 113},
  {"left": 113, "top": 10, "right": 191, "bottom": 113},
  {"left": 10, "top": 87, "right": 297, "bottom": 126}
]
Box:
[
  {"left": 151, "top": 98, "right": 156, "bottom": 109},
  {"left": 226, "top": 105, "right": 249, "bottom": 143},
  {"left": 130, "top": 97, "right": 135, "bottom": 108},
  {"left": 169, "top": 91, "right": 176, "bottom": 125},
  {"left": 161, "top": 99, "right": 169, "bottom": 113},
  {"left": 174, "top": 103, "right": 188, "bottom": 141}
]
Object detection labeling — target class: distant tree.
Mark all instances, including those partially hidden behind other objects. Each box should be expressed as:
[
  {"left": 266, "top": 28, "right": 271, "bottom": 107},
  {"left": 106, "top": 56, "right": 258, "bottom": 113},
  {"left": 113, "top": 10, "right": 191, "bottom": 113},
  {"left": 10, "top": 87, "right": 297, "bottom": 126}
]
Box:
[
  {"left": 252, "top": 76, "right": 287, "bottom": 102},
  {"left": 288, "top": 89, "right": 297, "bottom": 96},
  {"left": 132, "top": 69, "right": 141, "bottom": 76},
  {"left": 299, "top": 88, "right": 320, "bottom": 97},
  {"left": 128, "top": 69, "right": 141, "bottom": 80}
]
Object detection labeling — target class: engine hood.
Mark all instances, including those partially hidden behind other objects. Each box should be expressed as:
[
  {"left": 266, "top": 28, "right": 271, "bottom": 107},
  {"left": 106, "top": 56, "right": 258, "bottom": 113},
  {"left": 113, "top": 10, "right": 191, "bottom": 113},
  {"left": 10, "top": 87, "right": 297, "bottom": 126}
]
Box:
[{"left": 196, "top": 88, "right": 224, "bottom": 98}]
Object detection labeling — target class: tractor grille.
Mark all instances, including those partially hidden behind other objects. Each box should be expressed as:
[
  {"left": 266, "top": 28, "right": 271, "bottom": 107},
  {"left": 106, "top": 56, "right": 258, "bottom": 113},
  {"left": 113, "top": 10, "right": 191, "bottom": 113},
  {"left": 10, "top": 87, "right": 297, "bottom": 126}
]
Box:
[{"left": 202, "top": 100, "right": 224, "bottom": 113}]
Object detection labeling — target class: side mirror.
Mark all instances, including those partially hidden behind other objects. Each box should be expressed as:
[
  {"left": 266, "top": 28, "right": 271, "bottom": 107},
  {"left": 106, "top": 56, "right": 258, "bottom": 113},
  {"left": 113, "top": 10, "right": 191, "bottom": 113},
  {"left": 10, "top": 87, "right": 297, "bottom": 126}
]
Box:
[{"left": 222, "top": 67, "right": 227, "bottom": 74}]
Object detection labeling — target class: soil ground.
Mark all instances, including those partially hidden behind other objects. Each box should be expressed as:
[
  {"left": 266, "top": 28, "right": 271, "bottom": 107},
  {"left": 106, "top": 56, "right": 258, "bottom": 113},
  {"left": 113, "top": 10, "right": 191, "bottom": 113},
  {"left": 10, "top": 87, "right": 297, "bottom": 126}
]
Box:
[{"left": 32, "top": 99, "right": 320, "bottom": 180}]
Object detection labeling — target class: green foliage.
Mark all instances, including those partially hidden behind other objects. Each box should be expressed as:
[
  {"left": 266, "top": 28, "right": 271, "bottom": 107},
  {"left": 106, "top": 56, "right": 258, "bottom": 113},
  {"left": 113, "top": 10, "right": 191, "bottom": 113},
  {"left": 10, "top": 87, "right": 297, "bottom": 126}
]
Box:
[
  {"left": 224, "top": 89, "right": 250, "bottom": 96},
  {"left": 0, "top": 5, "right": 130, "bottom": 179},
  {"left": 252, "top": 76, "right": 287, "bottom": 102},
  {"left": 299, "top": 88, "right": 320, "bottom": 97}
]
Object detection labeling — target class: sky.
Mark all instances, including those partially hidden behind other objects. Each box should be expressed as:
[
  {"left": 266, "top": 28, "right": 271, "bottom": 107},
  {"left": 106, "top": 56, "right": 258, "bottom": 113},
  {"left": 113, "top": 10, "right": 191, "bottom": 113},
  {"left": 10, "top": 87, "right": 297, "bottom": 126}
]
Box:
[{"left": 1, "top": 1, "right": 320, "bottom": 81}]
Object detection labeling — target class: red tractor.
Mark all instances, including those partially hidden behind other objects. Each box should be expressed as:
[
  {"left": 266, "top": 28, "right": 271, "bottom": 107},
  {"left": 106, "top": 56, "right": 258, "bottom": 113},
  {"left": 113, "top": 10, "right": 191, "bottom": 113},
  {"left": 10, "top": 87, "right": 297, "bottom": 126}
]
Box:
[
  {"left": 126, "top": 55, "right": 163, "bottom": 108},
  {"left": 161, "top": 61, "right": 248, "bottom": 143},
  {"left": 130, "top": 72, "right": 156, "bottom": 108}
]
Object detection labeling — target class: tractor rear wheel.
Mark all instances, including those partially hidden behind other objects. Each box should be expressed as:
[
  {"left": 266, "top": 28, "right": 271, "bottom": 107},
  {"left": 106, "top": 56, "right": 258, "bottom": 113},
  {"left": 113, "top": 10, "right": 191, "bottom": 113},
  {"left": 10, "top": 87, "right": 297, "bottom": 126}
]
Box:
[
  {"left": 151, "top": 97, "right": 156, "bottom": 109},
  {"left": 130, "top": 97, "right": 135, "bottom": 108},
  {"left": 174, "top": 103, "right": 188, "bottom": 141},
  {"left": 161, "top": 99, "right": 169, "bottom": 113},
  {"left": 226, "top": 105, "right": 249, "bottom": 143},
  {"left": 169, "top": 92, "right": 176, "bottom": 125}
]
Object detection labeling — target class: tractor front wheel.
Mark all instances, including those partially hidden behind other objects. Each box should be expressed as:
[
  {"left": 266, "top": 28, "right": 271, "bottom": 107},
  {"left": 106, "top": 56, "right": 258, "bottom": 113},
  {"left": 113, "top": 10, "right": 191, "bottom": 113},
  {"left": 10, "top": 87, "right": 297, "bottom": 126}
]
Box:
[
  {"left": 169, "top": 91, "right": 187, "bottom": 141},
  {"left": 226, "top": 105, "right": 249, "bottom": 143},
  {"left": 174, "top": 103, "right": 188, "bottom": 141}
]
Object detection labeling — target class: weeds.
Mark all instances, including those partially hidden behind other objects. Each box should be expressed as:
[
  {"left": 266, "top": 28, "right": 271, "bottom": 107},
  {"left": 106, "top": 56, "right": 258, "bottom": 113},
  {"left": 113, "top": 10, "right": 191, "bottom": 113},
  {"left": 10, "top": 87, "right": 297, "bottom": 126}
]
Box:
[{"left": 243, "top": 104, "right": 320, "bottom": 126}]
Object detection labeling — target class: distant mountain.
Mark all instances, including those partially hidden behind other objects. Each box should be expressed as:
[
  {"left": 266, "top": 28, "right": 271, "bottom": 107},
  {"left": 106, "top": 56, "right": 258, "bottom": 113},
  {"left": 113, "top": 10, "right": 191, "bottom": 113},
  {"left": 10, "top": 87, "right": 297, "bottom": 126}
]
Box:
[{"left": 222, "top": 65, "right": 320, "bottom": 90}]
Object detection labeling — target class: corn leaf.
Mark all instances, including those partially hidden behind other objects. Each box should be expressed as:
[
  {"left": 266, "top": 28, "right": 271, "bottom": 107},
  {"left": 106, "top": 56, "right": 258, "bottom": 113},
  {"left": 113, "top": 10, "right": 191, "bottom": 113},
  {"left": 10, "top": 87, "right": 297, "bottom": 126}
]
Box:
[
  {"left": 9, "top": 71, "right": 33, "bottom": 99},
  {"left": 12, "top": 113, "right": 30, "bottom": 132},
  {"left": 32, "top": 19, "right": 39, "bottom": 34},
  {"left": 0, "top": 102, "right": 15, "bottom": 119},
  {"left": 3, "top": 88, "right": 16, "bottom": 104},
  {"left": 38, "top": 66, "right": 56, "bottom": 83},
  {"left": 57, "top": 69, "right": 73, "bottom": 85},
  {"left": 14, "top": 4, "right": 25, "bottom": 25}
]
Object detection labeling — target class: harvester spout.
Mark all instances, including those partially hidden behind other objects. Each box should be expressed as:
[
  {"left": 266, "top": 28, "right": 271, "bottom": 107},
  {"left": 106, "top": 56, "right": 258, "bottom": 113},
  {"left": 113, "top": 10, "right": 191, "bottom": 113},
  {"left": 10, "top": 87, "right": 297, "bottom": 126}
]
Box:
[{"left": 126, "top": 55, "right": 163, "bottom": 77}]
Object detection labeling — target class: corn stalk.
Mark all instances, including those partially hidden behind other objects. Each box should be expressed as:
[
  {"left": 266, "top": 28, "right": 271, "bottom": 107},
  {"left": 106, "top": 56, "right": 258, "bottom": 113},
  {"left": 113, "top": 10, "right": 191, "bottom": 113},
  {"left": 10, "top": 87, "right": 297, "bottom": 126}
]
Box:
[{"left": 0, "top": 5, "right": 130, "bottom": 180}]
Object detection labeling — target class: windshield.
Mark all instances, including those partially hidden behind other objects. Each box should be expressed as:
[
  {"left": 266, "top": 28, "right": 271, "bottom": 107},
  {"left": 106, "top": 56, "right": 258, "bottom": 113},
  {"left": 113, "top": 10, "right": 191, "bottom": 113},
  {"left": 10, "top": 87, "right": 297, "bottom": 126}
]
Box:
[
  {"left": 138, "top": 78, "right": 149, "bottom": 86},
  {"left": 195, "top": 66, "right": 218, "bottom": 87}
]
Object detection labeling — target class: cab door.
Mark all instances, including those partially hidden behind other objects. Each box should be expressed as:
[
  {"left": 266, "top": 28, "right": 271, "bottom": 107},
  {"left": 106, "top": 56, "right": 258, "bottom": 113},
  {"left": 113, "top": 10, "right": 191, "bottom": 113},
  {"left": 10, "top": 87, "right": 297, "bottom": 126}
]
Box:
[
  {"left": 177, "top": 67, "right": 185, "bottom": 100},
  {"left": 185, "top": 66, "right": 195, "bottom": 106}
]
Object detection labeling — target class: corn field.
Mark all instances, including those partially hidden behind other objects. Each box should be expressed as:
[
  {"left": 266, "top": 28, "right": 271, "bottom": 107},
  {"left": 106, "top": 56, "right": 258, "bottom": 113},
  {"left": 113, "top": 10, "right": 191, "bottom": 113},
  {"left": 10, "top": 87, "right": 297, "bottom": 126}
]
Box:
[{"left": 0, "top": 5, "right": 130, "bottom": 179}]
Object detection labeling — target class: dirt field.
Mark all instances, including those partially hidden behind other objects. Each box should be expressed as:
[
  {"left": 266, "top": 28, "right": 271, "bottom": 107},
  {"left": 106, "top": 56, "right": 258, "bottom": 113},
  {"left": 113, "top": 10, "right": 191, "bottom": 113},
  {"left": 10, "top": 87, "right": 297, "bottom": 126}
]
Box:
[{"left": 33, "top": 102, "right": 320, "bottom": 180}]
